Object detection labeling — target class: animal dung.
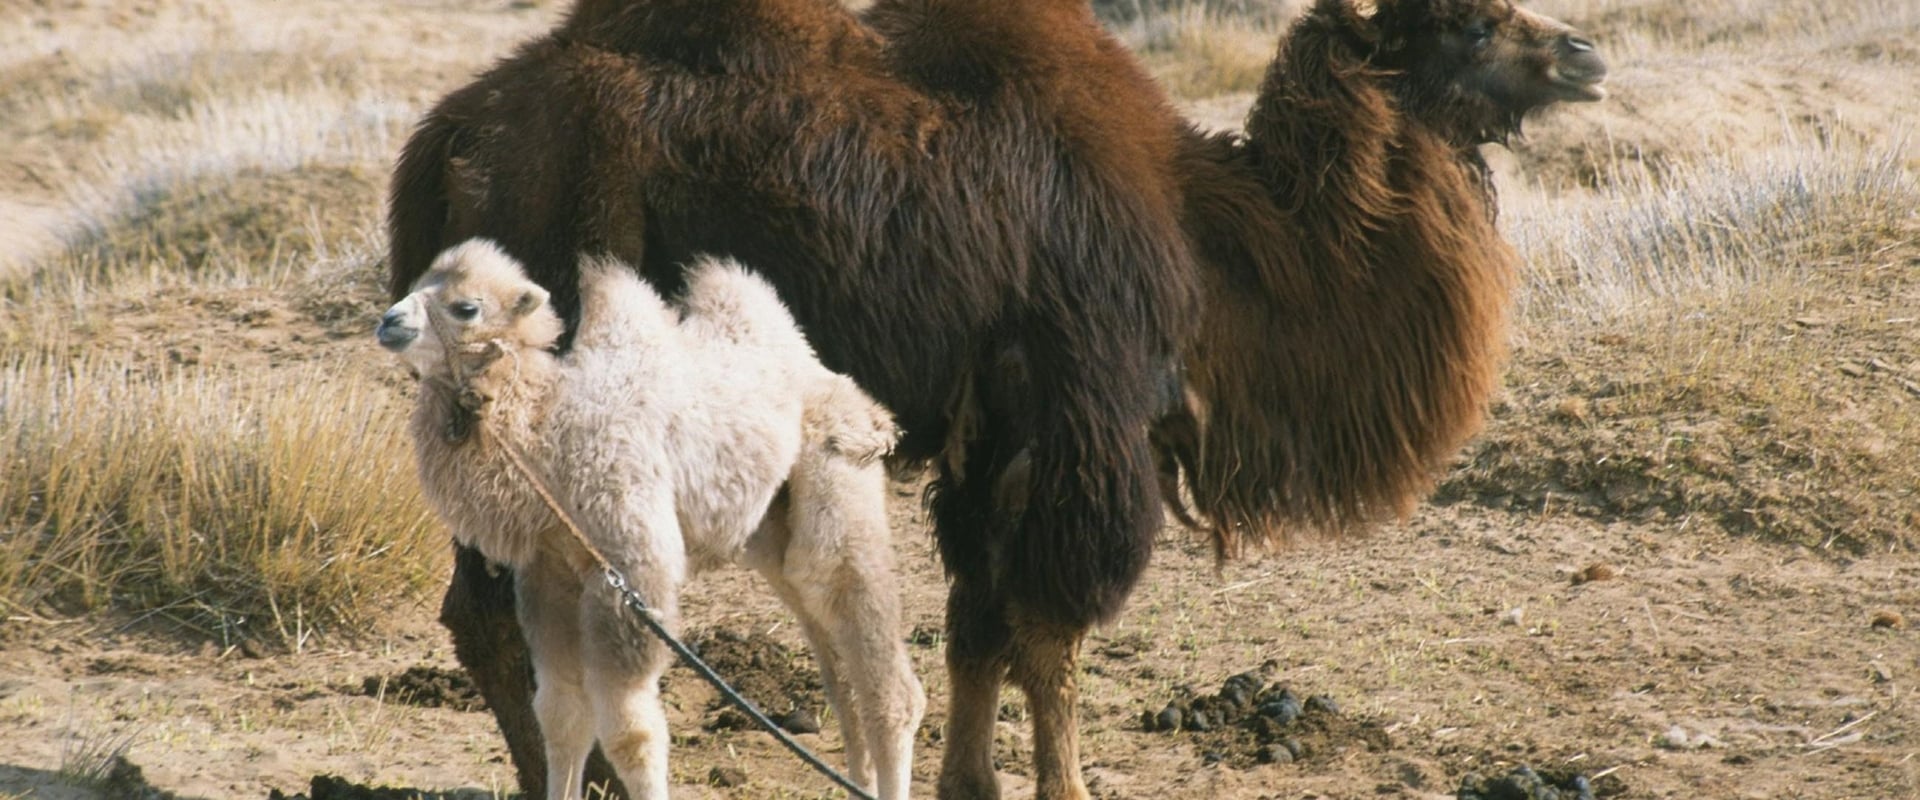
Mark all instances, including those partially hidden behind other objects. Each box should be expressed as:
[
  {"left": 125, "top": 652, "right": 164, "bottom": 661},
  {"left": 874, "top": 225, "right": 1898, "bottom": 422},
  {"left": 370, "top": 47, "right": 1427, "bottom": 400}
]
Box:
[
  {"left": 1137, "top": 667, "right": 1389, "bottom": 769},
  {"left": 1456, "top": 766, "right": 1597, "bottom": 800}
]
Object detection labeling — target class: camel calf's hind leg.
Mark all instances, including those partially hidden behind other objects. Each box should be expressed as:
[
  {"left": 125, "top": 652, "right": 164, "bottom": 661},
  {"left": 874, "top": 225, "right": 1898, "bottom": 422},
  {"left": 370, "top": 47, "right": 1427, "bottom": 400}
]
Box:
[{"left": 762, "top": 436, "right": 925, "bottom": 799}]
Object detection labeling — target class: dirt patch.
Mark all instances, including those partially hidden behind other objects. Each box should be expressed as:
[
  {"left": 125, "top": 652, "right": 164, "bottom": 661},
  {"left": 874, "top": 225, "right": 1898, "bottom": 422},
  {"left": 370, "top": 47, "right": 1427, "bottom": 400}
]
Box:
[
  {"left": 687, "top": 627, "right": 826, "bottom": 733},
  {"left": 101, "top": 756, "right": 186, "bottom": 800},
  {"left": 1439, "top": 339, "right": 1920, "bottom": 555},
  {"left": 266, "top": 775, "right": 493, "bottom": 800},
  {"left": 355, "top": 665, "right": 486, "bottom": 713},
  {"left": 1137, "top": 666, "right": 1392, "bottom": 769}
]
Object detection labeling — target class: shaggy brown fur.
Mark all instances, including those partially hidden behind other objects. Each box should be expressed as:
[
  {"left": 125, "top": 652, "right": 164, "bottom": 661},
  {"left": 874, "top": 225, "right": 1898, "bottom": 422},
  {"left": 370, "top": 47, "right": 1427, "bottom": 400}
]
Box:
[
  {"left": 391, "top": 1, "right": 1192, "bottom": 798},
  {"left": 1158, "top": 0, "right": 1606, "bottom": 554},
  {"left": 386, "top": 0, "right": 1604, "bottom": 797}
]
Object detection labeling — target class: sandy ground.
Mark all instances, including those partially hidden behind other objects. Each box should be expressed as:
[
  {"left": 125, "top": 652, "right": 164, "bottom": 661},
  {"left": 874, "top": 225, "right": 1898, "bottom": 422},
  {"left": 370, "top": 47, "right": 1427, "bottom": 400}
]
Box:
[{"left": 4, "top": 498, "right": 1918, "bottom": 799}]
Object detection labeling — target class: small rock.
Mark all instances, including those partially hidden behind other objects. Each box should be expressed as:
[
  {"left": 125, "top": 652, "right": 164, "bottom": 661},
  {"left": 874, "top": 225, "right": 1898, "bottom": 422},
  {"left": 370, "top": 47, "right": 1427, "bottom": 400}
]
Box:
[
  {"left": 708, "top": 766, "right": 748, "bottom": 788},
  {"left": 1870, "top": 661, "right": 1894, "bottom": 683},
  {"left": 1870, "top": 610, "right": 1905, "bottom": 630},
  {"left": 1502, "top": 607, "right": 1525, "bottom": 627},
  {"left": 1305, "top": 694, "right": 1340, "bottom": 715},
  {"left": 1186, "top": 710, "right": 1214, "bottom": 732},
  {"left": 1258, "top": 696, "right": 1302, "bottom": 725},
  {"left": 239, "top": 639, "right": 267, "bottom": 660},
  {"left": 1154, "top": 705, "right": 1182, "bottom": 733},
  {"left": 776, "top": 707, "right": 821, "bottom": 734},
  {"left": 1201, "top": 750, "right": 1224, "bottom": 766},
  {"left": 1281, "top": 738, "right": 1304, "bottom": 760},
  {"left": 1571, "top": 563, "right": 1617, "bottom": 585},
  {"left": 707, "top": 709, "right": 752, "bottom": 731},
  {"left": 1256, "top": 744, "right": 1294, "bottom": 765},
  {"left": 1656, "top": 725, "right": 1691, "bottom": 750}
]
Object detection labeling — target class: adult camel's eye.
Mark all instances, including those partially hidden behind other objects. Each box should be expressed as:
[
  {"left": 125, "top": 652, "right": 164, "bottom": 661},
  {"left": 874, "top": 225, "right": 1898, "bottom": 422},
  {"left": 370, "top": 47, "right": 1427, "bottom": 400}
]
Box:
[
  {"left": 1464, "top": 20, "right": 1495, "bottom": 49},
  {"left": 449, "top": 301, "right": 481, "bottom": 321}
]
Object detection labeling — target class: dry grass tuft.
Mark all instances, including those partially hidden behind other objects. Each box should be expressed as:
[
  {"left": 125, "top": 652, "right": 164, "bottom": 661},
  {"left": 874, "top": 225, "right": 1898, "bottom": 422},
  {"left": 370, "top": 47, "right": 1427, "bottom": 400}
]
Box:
[
  {"left": 1115, "top": 3, "right": 1289, "bottom": 99},
  {"left": 1542, "top": 0, "right": 1920, "bottom": 59},
  {"left": 1509, "top": 139, "right": 1917, "bottom": 327},
  {"left": 0, "top": 356, "right": 442, "bottom": 643},
  {"left": 51, "top": 165, "right": 384, "bottom": 291}
]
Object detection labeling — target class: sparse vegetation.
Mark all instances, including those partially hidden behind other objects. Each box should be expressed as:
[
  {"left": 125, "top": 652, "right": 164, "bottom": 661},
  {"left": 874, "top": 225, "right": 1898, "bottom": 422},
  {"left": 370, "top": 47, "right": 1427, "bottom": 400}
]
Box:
[
  {"left": 1442, "top": 139, "right": 1920, "bottom": 552},
  {"left": 55, "top": 724, "right": 140, "bottom": 790},
  {"left": 0, "top": 356, "right": 441, "bottom": 640}
]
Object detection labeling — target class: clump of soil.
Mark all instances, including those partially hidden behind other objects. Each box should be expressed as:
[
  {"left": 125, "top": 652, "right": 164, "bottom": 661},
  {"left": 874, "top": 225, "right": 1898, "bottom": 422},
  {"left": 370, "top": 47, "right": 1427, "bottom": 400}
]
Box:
[
  {"left": 686, "top": 627, "right": 825, "bottom": 733},
  {"left": 267, "top": 775, "right": 490, "bottom": 800},
  {"left": 1137, "top": 665, "right": 1390, "bottom": 768},
  {"left": 1438, "top": 340, "right": 1920, "bottom": 555},
  {"left": 356, "top": 665, "right": 486, "bottom": 712},
  {"left": 1456, "top": 765, "right": 1599, "bottom": 800},
  {"left": 102, "top": 756, "right": 185, "bottom": 800}
]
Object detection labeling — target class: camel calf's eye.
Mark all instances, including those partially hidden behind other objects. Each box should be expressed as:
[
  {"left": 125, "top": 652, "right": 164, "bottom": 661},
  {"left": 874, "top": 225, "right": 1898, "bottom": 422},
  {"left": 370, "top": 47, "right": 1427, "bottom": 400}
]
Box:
[{"left": 449, "top": 301, "right": 481, "bottom": 320}]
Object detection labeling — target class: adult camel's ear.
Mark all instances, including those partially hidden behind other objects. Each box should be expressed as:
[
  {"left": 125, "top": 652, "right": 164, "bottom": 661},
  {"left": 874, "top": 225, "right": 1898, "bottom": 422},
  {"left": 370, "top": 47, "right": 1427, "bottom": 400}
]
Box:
[
  {"left": 1339, "top": 0, "right": 1387, "bottom": 47},
  {"left": 512, "top": 286, "right": 549, "bottom": 316}
]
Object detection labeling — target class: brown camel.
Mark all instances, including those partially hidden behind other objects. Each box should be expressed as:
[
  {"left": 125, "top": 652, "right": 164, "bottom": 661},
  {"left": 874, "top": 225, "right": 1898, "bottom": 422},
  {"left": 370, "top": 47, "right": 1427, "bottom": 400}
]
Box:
[{"left": 384, "top": 0, "right": 1606, "bottom": 797}]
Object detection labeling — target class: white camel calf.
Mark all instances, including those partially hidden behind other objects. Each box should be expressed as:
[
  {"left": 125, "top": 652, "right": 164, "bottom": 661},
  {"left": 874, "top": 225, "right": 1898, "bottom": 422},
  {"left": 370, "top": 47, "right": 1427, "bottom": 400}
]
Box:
[{"left": 379, "top": 239, "right": 924, "bottom": 800}]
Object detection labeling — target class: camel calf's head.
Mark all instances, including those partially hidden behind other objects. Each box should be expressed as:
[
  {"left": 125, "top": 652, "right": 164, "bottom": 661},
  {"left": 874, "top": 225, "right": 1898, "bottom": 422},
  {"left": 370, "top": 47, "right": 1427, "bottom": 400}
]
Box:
[
  {"left": 378, "top": 239, "right": 562, "bottom": 379},
  {"left": 1364, "top": 0, "right": 1608, "bottom": 142}
]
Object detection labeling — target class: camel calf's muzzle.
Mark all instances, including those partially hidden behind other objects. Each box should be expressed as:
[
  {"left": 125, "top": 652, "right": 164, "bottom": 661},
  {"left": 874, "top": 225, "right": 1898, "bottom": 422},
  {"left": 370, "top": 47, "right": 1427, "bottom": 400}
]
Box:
[{"left": 377, "top": 303, "right": 421, "bottom": 352}]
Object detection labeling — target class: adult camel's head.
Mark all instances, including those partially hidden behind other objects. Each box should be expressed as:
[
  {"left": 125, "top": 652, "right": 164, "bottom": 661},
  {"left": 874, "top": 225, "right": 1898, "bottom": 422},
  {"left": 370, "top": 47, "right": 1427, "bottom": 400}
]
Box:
[{"left": 1356, "top": 0, "right": 1608, "bottom": 144}]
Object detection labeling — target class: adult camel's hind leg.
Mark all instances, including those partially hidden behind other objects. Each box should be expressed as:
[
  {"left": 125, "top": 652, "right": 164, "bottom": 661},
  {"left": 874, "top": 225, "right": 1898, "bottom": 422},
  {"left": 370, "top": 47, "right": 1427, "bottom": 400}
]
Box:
[
  {"left": 937, "top": 575, "right": 1013, "bottom": 800},
  {"left": 1007, "top": 615, "right": 1089, "bottom": 800},
  {"left": 441, "top": 546, "right": 629, "bottom": 799}
]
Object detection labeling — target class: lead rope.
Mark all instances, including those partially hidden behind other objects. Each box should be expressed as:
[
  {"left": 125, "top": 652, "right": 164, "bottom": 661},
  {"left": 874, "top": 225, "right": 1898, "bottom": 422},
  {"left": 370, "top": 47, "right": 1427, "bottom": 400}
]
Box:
[{"left": 484, "top": 424, "right": 882, "bottom": 800}]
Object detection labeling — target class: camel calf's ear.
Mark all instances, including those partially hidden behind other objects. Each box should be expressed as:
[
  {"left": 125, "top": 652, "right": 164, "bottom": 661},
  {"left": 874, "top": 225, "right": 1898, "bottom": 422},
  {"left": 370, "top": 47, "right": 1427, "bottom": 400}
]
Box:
[{"left": 512, "top": 287, "right": 549, "bottom": 316}]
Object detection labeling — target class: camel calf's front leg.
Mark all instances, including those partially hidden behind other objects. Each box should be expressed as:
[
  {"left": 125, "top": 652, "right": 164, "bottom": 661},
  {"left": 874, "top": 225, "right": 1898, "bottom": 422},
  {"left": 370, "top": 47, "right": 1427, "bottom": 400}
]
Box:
[
  {"left": 583, "top": 578, "right": 676, "bottom": 800},
  {"left": 444, "top": 547, "right": 633, "bottom": 799},
  {"left": 518, "top": 553, "right": 594, "bottom": 800}
]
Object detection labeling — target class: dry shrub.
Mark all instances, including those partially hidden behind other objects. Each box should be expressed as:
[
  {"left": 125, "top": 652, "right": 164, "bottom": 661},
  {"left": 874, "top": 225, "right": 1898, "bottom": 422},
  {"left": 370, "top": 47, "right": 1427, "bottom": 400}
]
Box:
[{"left": 0, "top": 357, "right": 443, "bottom": 642}]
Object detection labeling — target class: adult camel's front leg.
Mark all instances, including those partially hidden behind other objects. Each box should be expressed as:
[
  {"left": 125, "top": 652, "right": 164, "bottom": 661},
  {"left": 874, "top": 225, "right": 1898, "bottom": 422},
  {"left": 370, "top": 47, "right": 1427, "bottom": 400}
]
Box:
[{"left": 441, "top": 545, "right": 628, "bottom": 799}]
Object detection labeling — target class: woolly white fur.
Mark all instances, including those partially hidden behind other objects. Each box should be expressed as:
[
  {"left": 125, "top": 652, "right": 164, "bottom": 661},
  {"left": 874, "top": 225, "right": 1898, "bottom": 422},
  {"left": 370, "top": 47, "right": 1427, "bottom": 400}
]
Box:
[{"left": 386, "top": 239, "right": 923, "bottom": 800}]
